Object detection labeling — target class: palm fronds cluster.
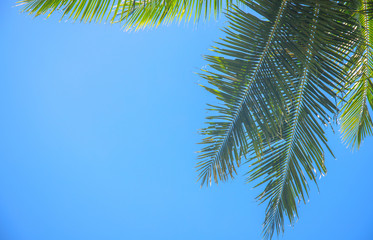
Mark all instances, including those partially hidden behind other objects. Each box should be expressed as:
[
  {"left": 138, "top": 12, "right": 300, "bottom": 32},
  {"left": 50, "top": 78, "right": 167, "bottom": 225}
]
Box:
[
  {"left": 19, "top": 0, "right": 373, "bottom": 239},
  {"left": 18, "top": 0, "right": 233, "bottom": 30}
]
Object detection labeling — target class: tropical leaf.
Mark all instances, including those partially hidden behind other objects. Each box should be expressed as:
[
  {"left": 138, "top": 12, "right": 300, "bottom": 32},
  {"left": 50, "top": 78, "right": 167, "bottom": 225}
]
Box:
[
  {"left": 198, "top": 0, "right": 359, "bottom": 239},
  {"left": 340, "top": 0, "right": 373, "bottom": 149},
  {"left": 18, "top": 0, "right": 236, "bottom": 30},
  {"left": 197, "top": 0, "right": 301, "bottom": 186},
  {"left": 245, "top": 1, "right": 359, "bottom": 238}
]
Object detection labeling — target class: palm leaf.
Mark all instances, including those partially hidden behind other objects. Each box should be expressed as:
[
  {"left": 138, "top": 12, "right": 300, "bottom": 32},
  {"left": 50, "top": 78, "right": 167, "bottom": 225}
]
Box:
[
  {"left": 199, "top": 0, "right": 359, "bottom": 239},
  {"left": 340, "top": 0, "right": 373, "bottom": 149},
  {"left": 18, "top": 0, "right": 236, "bottom": 30},
  {"left": 248, "top": 1, "right": 359, "bottom": 238},
  {"left": 197, "top": 0, "right": 301, "bottom": 186}
]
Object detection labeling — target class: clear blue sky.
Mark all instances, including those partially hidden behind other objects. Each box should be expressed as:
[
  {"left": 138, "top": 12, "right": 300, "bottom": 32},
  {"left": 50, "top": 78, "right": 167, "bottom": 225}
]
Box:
[{"left": 1, "top": 1, "right": 373, "bottom": 239}]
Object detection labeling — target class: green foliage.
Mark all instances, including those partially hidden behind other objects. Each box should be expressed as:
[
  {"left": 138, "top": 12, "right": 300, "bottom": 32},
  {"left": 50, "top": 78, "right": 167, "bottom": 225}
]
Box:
[
  {"left": 198, "top": 0, "right": 360, "bottom": 238},
  {"left": 19, "top": 0, "right": 236, "bottom": 30},
  {"left": 340, "top": 0, "right": 373, "bottom": 149},
  {"left": 18, "top": 0, "right": 373, "bottom": 239}
]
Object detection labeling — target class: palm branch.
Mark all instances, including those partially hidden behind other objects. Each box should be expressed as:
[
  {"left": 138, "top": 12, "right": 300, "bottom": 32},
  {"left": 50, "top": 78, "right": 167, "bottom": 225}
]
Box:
[
  {"left": 197, "top": 0, "right": 299, "bottom": 186},
  {"left": 198, "top": 0, "right": 359, "bottom": 239},
  {"left": 18, "top": 0, "right": 237, "bottom": 30},
  {"left": 340, "top": 0, "right": 373, "bottom": 149}
]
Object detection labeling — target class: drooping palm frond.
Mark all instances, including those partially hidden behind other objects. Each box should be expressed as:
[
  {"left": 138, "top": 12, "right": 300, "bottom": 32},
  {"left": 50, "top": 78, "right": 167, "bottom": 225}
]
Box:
[
  {"left": 19, "top": 0, "right": 236, "bottom": 30},
  {"left": 249, "top": 1, "right": 358, "bottom": 238},
  {"left": 197, "top": 0, "right": 301, "bottom": 186},
  {"left": 199, "top": 0, "right": 359, "bottom": 239},
  {"left": 340, "top": 0, "right": 373, "bottom": 149}
]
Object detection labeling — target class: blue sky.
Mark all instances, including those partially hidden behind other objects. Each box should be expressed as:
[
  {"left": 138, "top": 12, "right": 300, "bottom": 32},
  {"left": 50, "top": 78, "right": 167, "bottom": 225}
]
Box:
[{"left": 1, "top": 1, "right": 373, "bottom": 239}]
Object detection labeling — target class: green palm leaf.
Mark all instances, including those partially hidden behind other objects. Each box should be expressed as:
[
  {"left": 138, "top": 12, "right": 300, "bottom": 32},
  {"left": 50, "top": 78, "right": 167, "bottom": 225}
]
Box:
[
  {"left": 199, "top": 0, "right": 358, "bottom": 239},
  {"left": 19, "top": 0, "right": 235, "bottom": 30},
  {"left": 197, "top": 0, "right": 300, "bottom": 186},
  {"left": 340, "top": 0, "right": 373, "bottom": 149},
  {"left": 249, "top": 1, "right": 358, "bottom": 238}
]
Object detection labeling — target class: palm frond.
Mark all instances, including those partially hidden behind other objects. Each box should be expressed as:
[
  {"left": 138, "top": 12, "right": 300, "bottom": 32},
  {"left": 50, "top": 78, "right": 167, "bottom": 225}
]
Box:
[
  {"left": 340, "top": 0, "right": 373, "bottom": 149},
  {"left": 197, "top": 0, "right": 301, "bottom": 186},
  {"left": 248, "top": 1, "right": 359, "bottom": 238},
  {"left": 199, "top": 0, "right": 358, "bottom": 239},
  {"left": 18, "top": 0, "right": 235, "bottom": 30}
]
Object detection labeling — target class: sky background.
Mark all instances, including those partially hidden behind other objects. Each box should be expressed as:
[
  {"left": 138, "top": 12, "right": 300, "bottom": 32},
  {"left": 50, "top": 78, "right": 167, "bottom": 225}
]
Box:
[{"left": 1, "top": 1, "right": 373, "bottom": 239}]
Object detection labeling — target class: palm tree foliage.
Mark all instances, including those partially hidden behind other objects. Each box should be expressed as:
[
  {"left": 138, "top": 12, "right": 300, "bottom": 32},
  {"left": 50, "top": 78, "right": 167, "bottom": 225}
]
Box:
[
  {"left": 19, "top": 0, "right": 235, "bottom": 30},
  {"left": 18, "top": 0, "right": 373, "bottom": 239},
  {"left": 340, "top": 0, "right": 373, "bottom": 149},
  {"left": 199, "top": 0, "right": 360, "bottom": 238}
]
